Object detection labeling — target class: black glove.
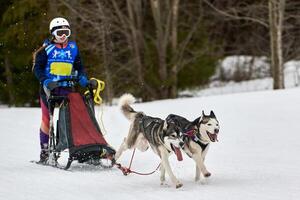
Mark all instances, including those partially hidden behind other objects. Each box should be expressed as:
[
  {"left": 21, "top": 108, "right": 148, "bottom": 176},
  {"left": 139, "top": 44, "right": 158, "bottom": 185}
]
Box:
[{"left": 88, "top": 79, "right": 98, "bottom": 89}]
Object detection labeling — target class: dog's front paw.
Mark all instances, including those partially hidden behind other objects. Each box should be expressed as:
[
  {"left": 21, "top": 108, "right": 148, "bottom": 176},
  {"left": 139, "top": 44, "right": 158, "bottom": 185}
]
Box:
[
  {"left": 176, "top": 183, "right": 183, "bottom": 189},
  {"left": 204, "top": 172, "right": 211, "bottom": 178},
  {"left": 195, "top": 176, "right": 200, "bottom": 182}
]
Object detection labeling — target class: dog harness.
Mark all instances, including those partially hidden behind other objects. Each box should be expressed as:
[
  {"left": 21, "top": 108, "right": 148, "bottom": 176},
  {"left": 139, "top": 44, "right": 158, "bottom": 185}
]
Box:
[
  {"left": 166, "top": 114, "right": 208, "bottom": 152},
  {"left": 183, "top": 129, "right": 208, "bottom": 151},
  {"left": 139, "top": 116, "right": 176, "bottom": 154},
  {"left": 139, "top": 116, "right": 165, "bottom": 147}
]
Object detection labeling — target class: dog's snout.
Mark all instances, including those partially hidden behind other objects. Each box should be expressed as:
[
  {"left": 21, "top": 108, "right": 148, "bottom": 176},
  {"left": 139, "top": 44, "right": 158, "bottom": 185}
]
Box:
[
  {"left": 214, "top": 129, "right": 219, "bottom": 134},
  {"left": 179, "top": 142, "right": 184, "bottom": 147}
]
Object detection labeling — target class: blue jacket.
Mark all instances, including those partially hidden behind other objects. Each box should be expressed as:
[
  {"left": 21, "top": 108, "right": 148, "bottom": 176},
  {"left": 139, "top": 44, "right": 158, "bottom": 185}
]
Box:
[{"left": 34, "top": 40, "right": 86, "bottom": 85}]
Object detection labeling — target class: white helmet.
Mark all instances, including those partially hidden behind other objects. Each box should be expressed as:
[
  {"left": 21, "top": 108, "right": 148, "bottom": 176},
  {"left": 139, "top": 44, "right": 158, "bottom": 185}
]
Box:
[{"left": 49, "top": 17, "right": 70, "bottom": 34}]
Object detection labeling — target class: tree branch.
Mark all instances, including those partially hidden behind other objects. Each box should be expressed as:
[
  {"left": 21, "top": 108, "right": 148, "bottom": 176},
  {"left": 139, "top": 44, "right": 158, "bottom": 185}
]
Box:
[{"left": 203, "top": 0, "right": 269, "bottom": 28}]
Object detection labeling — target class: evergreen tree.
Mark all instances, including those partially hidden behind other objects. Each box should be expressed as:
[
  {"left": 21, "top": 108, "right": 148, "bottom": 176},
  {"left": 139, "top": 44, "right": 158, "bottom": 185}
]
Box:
[{"left": 0, "top": 0, "right": 49, "bottom": 106}]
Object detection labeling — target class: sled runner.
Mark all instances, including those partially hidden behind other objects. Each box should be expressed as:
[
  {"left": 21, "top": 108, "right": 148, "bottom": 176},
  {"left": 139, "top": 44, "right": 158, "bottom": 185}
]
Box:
[{"left": 42, "top": 78, "right": 115, "bottom": 169}]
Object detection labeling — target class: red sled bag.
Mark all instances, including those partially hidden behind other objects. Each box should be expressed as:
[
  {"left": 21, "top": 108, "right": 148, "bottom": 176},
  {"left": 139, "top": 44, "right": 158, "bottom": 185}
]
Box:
[{"left": 55, "top": 92, "right": 115, "bottom": 169}]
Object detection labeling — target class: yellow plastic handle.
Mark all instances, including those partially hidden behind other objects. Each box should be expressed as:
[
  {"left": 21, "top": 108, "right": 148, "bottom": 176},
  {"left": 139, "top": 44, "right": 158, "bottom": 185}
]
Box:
[{"left": 85, "top": 78, "right": 105, "bottom": 105}]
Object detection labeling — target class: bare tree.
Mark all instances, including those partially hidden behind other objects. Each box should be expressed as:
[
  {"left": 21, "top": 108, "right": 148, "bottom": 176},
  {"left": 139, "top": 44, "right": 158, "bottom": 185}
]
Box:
[
  {"left": 269, "top": 0, "right": 285, "bottom": 89},
  {"left": 144, "top": 0, "right": 204, "bottom": 99},
  {"left": 59, "top": 0, "right": 209, "bottom": 100},
  {"left": 59, "top": 0, "right": 116, "bottom": 103},
  {"left": 96, "top": 1, "right": 114, "bottom": 104},
  {"left": 203, "top": 0, "right": 287, "bottom": 89},
  {"left": 170, "top": 0, "right": 180, "bottom": 98}
]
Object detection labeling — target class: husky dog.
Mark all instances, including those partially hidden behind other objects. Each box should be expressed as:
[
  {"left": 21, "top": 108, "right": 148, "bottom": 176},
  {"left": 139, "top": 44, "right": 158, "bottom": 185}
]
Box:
[
  {"left": 166, "top": 111, "right": 219, "bottom": 181},
  {"left": 116, "top": 94, "right": 184, "bottom": 188}
]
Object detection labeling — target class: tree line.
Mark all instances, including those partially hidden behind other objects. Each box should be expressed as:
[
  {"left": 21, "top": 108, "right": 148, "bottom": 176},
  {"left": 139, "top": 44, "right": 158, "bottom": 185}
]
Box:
[{"left": 0, "top": 0, "right": 299, "bottom": 106}]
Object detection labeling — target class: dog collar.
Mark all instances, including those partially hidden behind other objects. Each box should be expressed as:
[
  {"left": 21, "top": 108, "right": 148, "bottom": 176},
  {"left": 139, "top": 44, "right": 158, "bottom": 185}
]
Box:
[{"left": 184, "top": 129, "right": 208, "bottom": 151}]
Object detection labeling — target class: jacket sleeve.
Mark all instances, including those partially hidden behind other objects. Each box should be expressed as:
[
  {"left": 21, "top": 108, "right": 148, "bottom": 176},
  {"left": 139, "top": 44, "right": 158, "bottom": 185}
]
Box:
[
  {"left": 33, "top": 49, "right": 48, "bottom": 84},
  {"left": 73, "top": 50, "right": 87, "bottom": 77}
]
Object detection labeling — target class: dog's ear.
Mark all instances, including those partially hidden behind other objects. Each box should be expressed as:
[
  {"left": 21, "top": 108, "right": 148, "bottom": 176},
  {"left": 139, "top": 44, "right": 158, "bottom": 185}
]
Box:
[
  {"left": 193, "top": 117, "right": 201, "bottom": 125},
  {"left": 202, "top": 110, "right": 205, "bottom": 116},
  {"left": 210, "top": 110, "right": 216, "bottom": 118}
]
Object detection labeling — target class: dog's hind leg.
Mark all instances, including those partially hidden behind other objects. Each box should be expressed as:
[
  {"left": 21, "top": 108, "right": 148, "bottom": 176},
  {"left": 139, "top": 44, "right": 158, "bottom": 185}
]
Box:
[
  {"left": 135, "top": 134, "right": 149, "bottom": 152},
  {"left": 115, "top": 137, "right": 129, "bottom": 161},
  {"left": 195, "top": 164, "right": 201, "bottom": 182},
  {"left": 115, "top": 122, "right": 139, "bottom": 161},
  {"left": 159, "top": 146, "right": 183, "bottom": 188}
]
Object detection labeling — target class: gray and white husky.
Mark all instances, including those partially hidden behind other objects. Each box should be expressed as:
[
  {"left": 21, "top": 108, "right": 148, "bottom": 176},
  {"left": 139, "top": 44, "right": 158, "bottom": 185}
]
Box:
[
  {"left": 115, "top": 94, "right": 184, "bottom": 188},
  {"left": 166, "top": 111, "right": 220, "bottom": 181}
]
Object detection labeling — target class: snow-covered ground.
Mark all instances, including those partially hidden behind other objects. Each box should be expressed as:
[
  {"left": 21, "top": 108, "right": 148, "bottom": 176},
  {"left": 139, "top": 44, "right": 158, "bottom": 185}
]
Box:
[
  {"left": 1, "top": 87, "right": 300, "bottom": 200},
  {"left": 180, "top": 56, "right": 300, "bottom": 98},
  {"left": 181, "top": 70, "right": 300, "bottom": 98}
]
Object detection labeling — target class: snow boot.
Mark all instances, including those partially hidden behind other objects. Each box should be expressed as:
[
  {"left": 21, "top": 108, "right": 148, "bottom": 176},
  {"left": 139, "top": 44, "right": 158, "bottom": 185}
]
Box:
[
  {"left": 39, "top": 150, "right": 49, "bottom": 164},
  {"left": 38, "top": 142, "right": 49, "bottom": 164},
  {"left": 38, "top": 130, "right": 49, "bottom": 164}
]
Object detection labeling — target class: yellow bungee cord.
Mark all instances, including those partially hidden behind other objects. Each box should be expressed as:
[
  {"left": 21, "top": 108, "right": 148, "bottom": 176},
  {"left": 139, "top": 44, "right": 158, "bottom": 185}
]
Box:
[
  {"left": 85, "top": 78, "right": 105, "bottom": 105},
  {"left": 85, "top": 78, "right": 107, "bottom": 135}
]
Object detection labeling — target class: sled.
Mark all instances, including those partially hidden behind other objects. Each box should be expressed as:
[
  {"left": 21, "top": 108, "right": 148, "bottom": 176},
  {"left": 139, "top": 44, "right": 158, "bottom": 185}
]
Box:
[{"left": 45, "top": 79, "right": 115, "bottom": 170}]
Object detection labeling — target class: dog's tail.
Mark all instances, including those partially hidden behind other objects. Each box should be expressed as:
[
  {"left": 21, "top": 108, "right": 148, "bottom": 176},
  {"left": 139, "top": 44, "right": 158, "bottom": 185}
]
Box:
[{"left": 119, "top": 93, "right": 138, "bottom": 121}]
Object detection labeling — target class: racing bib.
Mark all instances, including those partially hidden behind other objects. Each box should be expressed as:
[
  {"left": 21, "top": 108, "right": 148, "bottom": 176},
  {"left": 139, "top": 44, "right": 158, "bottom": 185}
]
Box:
[{"left": 50, "top": 62, "right": 72, "bottom": 76}]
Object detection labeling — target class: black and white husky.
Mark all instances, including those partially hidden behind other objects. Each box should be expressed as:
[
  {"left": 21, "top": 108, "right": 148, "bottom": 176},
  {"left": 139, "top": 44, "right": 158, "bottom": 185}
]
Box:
[
  {"left": 166, "top": 111, "right": 219, "bottom": 181},
  {"left": 115, "top": 94, "right": 184, "bottom": 188}
]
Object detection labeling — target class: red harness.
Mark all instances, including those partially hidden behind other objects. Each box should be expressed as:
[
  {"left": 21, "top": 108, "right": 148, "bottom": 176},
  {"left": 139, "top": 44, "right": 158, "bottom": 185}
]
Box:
[{"left": 184, "top": 129, "right": 196, "bottom": 137}]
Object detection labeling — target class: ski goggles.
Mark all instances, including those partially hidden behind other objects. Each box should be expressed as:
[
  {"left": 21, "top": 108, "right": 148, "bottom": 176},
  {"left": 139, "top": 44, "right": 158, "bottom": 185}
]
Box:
[{"left": 52, "top": 28, "right": 71, "bottom": 38}]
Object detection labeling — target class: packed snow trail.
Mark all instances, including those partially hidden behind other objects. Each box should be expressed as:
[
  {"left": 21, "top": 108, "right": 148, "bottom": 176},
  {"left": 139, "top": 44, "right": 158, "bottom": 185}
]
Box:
[{"left": 1, "top": 88, "right": 300, "bottom": 200}]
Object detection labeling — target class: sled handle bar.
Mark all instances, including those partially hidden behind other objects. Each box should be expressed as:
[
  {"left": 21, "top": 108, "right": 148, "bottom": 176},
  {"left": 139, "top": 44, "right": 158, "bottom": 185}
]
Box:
[
  {"left": 56, "top": 77, "right": 79, "bottom": 83},
  {"left": 50, "top": 77, "right": 95, "bottom": 90},
  {"left": 48, "top": 95, "right": 69, "bottom": 102},
  {"left": 57, "top": 78, "right": 96, "bottom": 89}
]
